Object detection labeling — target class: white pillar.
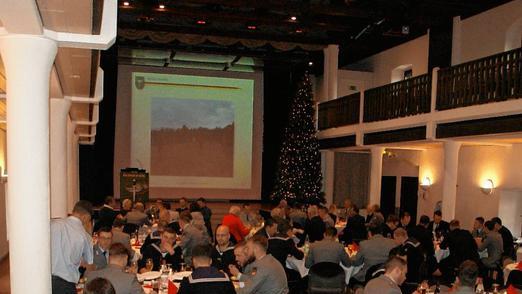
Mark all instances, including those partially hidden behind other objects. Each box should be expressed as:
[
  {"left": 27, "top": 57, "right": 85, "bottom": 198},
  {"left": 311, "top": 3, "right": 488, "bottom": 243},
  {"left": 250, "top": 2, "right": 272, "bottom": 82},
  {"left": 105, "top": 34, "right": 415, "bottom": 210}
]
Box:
[
  {"left": 67, "top": 118, "right": 79, "bottom": 214},
  {"left": 323, "top": 44, "right": 339, "bottom": 101},
  {"left": 369, "top": 147, "right": 385, "bottom": 206},
  {"left": 442, "top": 141, "right": 461, "bottom": 221},
  {"left": 0, "top": 35, "right": 57, "bottom": 294},
  {"left": 50, "top": 98, "right": 71, "bottom": 218}
]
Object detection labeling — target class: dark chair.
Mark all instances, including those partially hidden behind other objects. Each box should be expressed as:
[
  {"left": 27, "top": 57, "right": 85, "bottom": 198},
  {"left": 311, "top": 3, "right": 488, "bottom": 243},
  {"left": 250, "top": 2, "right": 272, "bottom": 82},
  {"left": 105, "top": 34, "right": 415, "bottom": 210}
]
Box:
[
  {"left": 505, "top": 270, "right": 522, "bottom": 290},
  {"left": 308, "top": 262, "right": 346, "bottom": 294},
  {"left": 365, "top": 263, "right": 385, "bottom": 283},
  {"left": 123, "top": 223, "right": 139, "bottom": 235}
]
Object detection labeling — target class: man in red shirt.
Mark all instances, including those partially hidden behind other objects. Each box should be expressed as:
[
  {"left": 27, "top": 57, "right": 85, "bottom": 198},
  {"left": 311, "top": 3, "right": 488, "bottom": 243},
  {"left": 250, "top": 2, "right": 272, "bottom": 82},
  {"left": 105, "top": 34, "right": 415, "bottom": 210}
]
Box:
[{"left": 222, "top": 206, "right": 251, "bottom": 242}]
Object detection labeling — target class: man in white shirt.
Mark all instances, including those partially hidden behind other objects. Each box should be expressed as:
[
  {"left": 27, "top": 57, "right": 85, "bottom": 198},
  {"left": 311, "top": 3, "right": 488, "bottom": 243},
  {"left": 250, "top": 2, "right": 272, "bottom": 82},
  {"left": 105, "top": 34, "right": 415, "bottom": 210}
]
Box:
[{"left": 51, "top": 200, "right": 94, "bottom": 294}]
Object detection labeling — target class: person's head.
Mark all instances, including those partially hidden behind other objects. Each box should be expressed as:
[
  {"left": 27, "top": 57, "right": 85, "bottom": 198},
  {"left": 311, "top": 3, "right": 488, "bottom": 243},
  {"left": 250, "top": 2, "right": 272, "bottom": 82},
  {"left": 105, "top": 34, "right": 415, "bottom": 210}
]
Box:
[
  {"left": 246, "top": 235, "right": 268, "bottom": 259},
  {"left": 372, "top": 204, "right": 381, "bottom": 213},
  {"left": 329, "top": 204, "right": 337, "bottom": 214},
  {"left": 234, "top": 242, "right": 250, "bottom": 267},
  {"left": 191, "top": 244, "right": 213, "bottom": 268},
  {"left": 72, "top": 200, "right": 93, "bottom": 230},
  {"left": 343, "top": 199, "right": 352, "bottom": 209},
  {"left": 270, "top": 207, "right": 284, "bottom": 219},
  {"left": 196, "top": 197, "right": 206, "bottom": 208},
  {"left": 484, "top": 220, "right": 495, "bottom": 233},
  {"left": 155, "top": 199, "right": 164, "bottom": 210},
  {"left": 433, "top": 210, "right": 442, "bottom": 223},
  {"left": 307, "top": 205, "right": 318, "bottom": 218},
  {"left": 112, "top": 218, "right": 126, "bottom": 230},
  {"left": 400, "top": 212, "right": 411, "bottom": 225},
  {"left": 318, "top": 206, "right": 328, "bottom": 218},
  {"left": 159, "top": 209, "right": 171, "bottom": 223},
  {"left": 189, "top": 202, "right": 201, "bottom": 212},
  {"left": 419, "top": 215, "right": 430, "bottom": 227},
  {"left": 160, "top": 227, "right": 177, "bottom": 247},
  {"left": 473, "top": 217, "right": 485, "bottom": 230},
  {"left": 264, "top": 218, "right": 278, "bottom": 236},
  {"left": 349, "top": 204, "right": 359, "bottom": 217},
  {"left": 278, "top": 199, "right": 288, "bottom": 208},
  {"left": 179, "top": 197, "right": 188, "bottom": 208},
  {"left": 108, "top": 243, "right": 130, "bottom": 267},
  {"left": 229, "top": 205, "right": 241, "bottom": 216},
  {"left": 384, "top": 256, "right": 408, "bottom": 285},
  {"left": 457, "top": 260, "right": 479, "bottom": 288},
  {"left": 393, "top": 228, "right": 408, "bottom": 245},
  {"left": 133, "top": 202, "right": 145, "bottom": 212},
  {"left": 366, "top": 203, "right": 374, "bottom": 213},
  {"left": 215, "top": 225, "right": 231, "bottom": 247},
  {"left": 84, "top": 278, "right": 115, "bottom": 294},
  {"left": 122, "top": 198, "right": 133, "bottom": 211},
  {"left": 449, "top": 220, "right": 460, "bottom": 231},
  {"left": 104, "top": 196, "right": 116, "bottom": 208},
  {"left": 386, "top": 214, "right": 399, "bottom": 229},
  {"left": 97, "top": 227, "right": 113, "bottom": 250},
  {"left": 323, "top": 227, "right": 337, "bottom": 240},
  {"left": 368, "top": 224, "right": 383, "bottom": 238},
  {"left": 179, "top": 211, "right": 192, "bottom": 227},
  {"left": 491, "top": 217, "right": 502, "bottom": 231},
  {"left": 276, "top": 220, "right": 292, "bottom": 237}
]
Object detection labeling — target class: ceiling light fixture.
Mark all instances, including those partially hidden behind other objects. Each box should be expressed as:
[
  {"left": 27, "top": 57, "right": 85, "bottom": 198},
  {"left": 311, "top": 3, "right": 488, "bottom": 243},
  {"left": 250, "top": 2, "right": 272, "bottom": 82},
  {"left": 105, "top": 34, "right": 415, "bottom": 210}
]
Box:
[
  {"left": 247, "top": 25, "right": 257, "bottom": 30},
  {"left": 197, "top": 20, "right": 206, "bottom": 25},
  {"left": 158, "top": 4, "right": 165, "bottom": 9},
  {"left": 308, "top": 61, "right": 314, "bottom": 66},
  {"left": 295, "top": 29, "right": 303, "bottom": 33},
  {"left": 290, "top": 16, "right": 297, "bottom": 21},
  {"left": 123, "top": 1, "right": 130, "bottom": 6}
]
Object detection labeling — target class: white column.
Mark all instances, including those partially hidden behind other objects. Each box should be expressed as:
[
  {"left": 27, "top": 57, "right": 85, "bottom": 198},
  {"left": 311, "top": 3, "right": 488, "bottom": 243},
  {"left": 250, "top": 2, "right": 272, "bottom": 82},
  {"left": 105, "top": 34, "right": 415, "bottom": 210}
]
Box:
[
  {"left": 369, "top": 147, "right": 385, "bottom": 206},
  {"left": 50, "top": 98, "right": 71, "bottom": 218},
  {"left": 442, "top": 141, "right": 461, "bottom": 221},
  {"left": 67, "top": 118, "right": 79, "bottom": 214},
  {"left": 323, "top": 44, "right": 339, "bottom": 101},
  {"left": 0, "top": 35, "right": 57, "bottom": 294}
]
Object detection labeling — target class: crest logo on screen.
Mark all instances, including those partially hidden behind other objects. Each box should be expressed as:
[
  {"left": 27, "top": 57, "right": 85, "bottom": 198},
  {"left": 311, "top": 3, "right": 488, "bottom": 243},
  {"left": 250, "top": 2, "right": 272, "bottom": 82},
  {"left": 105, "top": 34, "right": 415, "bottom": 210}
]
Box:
[{"left": 135, "top": 76, "right": 145, "bottom": 90}]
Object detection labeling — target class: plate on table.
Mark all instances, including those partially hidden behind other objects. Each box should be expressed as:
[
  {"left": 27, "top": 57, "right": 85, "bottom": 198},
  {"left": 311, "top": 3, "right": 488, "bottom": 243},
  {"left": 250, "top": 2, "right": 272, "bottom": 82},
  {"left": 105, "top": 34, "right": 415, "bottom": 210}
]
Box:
[
  {"left": 171, "top": 271, "right": 192, "bottom": 281},
  {"left": 138, "top": 271, "right": 161, "bottom": 281}
]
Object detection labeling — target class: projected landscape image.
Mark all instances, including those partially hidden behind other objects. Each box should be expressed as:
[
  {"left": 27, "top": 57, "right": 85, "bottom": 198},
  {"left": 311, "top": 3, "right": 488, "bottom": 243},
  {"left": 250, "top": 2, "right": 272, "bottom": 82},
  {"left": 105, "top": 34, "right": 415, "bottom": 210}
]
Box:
[{"left": 151, "top": 98, "right": 234, "bottom": 177}]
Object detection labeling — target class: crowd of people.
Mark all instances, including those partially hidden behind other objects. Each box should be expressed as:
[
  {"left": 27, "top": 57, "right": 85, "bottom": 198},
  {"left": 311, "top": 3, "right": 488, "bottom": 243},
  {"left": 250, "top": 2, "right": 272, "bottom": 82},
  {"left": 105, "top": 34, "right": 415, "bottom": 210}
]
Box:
[{"left": 49, "top": 197, "right": 520, "bottom": 294}]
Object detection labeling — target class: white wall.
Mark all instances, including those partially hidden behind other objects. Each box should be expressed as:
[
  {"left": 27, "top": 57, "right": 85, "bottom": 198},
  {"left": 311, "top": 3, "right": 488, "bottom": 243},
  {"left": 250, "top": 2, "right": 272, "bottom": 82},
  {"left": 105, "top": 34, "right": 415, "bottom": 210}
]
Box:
[
  {"left": 453, "top": 0, "right": 522, "bottom": 65},
  {"left": 418, "top": 147, "right": 444, "bottom": 221},
  {"left": 337, "top": 70, "right": 373, "bottom": 97},
  {"left": 0, "top": 182, "right": 7, "bottom": 260}
]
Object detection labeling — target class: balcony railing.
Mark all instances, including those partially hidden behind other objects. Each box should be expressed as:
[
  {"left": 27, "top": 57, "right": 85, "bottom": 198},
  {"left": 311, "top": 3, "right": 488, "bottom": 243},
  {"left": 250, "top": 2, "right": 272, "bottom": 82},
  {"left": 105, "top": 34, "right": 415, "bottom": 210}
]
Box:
[
  {"left": 363, "top": 74, "right": 432, "bottom": 122},
  {"left": 437, "top": 47, "right": 522, "bottom": 110},
  {"left": 318, "top": 92, "right": 360, "bottom": 130}
]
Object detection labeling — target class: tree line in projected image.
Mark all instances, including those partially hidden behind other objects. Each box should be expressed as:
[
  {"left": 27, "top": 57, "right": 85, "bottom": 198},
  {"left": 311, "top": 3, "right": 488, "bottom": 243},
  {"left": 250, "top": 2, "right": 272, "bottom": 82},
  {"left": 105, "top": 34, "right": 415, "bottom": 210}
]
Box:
[{"left": 151, "top": 124, "right": 234, "bottom": 177}]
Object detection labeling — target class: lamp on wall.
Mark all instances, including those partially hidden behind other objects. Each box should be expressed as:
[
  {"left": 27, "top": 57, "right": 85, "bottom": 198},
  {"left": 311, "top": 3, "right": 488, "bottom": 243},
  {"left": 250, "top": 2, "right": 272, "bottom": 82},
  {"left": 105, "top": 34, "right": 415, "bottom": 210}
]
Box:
[
  {"left": 481, "top": 179, "right": 494, "bottom": 195},
  {"left": 420, "top": 177, "right": 431, "bottom": 191}
]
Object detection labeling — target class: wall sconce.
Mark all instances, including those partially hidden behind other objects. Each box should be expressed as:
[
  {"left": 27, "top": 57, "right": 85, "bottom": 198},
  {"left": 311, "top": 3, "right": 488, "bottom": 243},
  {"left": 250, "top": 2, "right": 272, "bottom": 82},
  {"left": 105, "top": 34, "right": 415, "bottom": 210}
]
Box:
[
  {"left": 481, "top": 179, "right": 494, "bottom": 195},
  {"left": 420, "top": 177, "right": 431, "bottom": 191}
]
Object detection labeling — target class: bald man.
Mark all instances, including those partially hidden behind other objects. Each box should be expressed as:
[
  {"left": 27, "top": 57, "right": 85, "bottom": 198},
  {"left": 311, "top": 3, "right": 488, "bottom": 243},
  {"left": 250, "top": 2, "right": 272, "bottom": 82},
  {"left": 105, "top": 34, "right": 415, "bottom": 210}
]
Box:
[{"left": 211, "top": 225, "right": 236, "bottom": 275}]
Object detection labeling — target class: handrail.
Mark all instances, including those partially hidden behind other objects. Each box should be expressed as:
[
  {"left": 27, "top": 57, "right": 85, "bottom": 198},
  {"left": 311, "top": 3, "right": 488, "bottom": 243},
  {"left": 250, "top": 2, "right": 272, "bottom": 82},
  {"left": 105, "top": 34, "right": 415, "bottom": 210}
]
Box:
[{"left": 318, "top": 92, "right": 360, "bottom": 130}]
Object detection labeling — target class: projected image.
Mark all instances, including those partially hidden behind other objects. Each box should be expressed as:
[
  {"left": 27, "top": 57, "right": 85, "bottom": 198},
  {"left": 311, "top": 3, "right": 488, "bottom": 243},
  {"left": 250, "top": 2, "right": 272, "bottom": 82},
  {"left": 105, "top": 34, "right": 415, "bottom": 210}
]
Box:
[{"left": 151, "top": 98, "right": 234, "bottom": 177}]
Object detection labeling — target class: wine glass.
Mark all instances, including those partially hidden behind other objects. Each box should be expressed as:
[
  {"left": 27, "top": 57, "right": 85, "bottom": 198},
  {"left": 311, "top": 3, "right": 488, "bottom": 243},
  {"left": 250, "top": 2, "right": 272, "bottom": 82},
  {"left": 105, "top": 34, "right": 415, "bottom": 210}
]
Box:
[{"left": 145, "top": 258, "right": 154, "bottom": 271}]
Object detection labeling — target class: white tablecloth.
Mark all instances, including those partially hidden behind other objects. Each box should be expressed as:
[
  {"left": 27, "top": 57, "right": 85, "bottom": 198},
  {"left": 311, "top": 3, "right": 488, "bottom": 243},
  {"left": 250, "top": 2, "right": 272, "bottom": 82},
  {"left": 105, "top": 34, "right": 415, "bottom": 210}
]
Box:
[{"left": 285, "top": 256, "right": 362, "bottom": 284}]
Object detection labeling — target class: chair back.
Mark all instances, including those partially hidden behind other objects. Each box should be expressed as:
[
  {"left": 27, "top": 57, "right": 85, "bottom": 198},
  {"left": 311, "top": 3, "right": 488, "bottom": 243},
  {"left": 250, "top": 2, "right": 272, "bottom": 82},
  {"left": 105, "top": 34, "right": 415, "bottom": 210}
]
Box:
[
  {"left": 123, "top": 223, "right": 139, "bottom": 235},
  {"left": 308, "top": 262, "right": 345, "bottom": 294},
  {"left": 364, "top": 263, "right": 385, "bottom": 283}
]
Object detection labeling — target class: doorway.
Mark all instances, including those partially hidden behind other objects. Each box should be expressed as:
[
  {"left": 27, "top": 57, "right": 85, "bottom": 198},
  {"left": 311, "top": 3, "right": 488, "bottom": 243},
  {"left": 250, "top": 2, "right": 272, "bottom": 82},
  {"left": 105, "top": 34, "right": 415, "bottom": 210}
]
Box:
[
  {"left": 400, "top": 176, "right": 419, "bottom": 222},
  {"left": 380, "top": 176, "right": 397, "bottom": 219}
]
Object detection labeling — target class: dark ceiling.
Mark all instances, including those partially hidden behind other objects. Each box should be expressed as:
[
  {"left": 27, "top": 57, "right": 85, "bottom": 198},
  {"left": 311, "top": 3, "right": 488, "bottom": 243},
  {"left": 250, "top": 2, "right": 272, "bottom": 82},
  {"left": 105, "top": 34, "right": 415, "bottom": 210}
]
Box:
[{"left": 117, "top": 0, "right": 513, "bottom": 68}]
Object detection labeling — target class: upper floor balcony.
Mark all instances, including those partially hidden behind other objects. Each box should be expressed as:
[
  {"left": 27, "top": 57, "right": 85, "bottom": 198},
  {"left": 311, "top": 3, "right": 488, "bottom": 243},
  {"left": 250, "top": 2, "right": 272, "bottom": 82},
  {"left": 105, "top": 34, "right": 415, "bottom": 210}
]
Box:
[{"left": 317, "top": 46, "right": 522, "bottom": 147}]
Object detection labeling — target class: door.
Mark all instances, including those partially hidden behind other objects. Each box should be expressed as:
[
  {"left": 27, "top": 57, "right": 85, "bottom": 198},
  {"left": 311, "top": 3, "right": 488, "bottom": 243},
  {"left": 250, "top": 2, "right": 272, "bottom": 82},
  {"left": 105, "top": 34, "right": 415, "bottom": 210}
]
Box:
[
  {"left": 380, "top": 176, "right": 396, "bottom": 220},
  {"left": 400, "top": 177, "right": 419, "bottom": 222}
]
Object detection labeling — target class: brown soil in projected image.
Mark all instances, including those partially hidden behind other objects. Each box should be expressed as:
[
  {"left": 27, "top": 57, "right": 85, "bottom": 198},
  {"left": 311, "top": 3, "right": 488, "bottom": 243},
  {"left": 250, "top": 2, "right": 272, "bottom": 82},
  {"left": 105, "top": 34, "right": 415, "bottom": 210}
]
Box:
[{"left": 151, "top": 124, "right": 234, "bottom": 177}]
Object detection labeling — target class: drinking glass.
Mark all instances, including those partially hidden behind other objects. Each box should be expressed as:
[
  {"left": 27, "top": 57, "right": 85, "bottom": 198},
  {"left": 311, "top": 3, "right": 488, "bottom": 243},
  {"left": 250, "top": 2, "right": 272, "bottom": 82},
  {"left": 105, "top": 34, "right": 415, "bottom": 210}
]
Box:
[{"left": 145, "top": 258, "right": 154, "bottom": 271}]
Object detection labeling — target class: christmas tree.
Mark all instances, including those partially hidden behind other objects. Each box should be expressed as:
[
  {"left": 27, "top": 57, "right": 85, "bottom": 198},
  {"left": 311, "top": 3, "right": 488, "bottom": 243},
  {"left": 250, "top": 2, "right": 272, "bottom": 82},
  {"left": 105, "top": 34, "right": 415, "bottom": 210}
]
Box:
[{"left": 271, "top": 73, "right": 323, "bottom": 204}]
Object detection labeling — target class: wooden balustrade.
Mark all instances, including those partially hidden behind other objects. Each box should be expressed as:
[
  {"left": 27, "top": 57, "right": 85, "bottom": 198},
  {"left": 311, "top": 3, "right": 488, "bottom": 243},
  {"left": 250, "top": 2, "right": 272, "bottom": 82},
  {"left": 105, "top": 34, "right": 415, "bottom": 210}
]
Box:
[
  {"left": 437, "top": 47, "right": 522, "bottom": 110},
  {"left": 363, "top": 74, "right": 432, "bottom": 122},
  {"left": 317, "top": 92, "right": 360, "bottom": 130}
]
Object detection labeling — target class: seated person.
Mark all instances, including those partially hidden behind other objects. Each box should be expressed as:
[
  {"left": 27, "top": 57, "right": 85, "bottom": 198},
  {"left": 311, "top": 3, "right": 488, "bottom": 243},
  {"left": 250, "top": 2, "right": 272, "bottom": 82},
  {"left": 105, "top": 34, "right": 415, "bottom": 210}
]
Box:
[
  {"left": 211, "top": 225, "right": 236, "bottom": 275},
  {"left": 364, "top": 256, "right": 407, "bottom": 294},
  {"left": 139, "top": 227, "right": 182, "bottom": 273},
  {"left": 125, "top": 202, "right": 150, "bottom": 227},
  {"left": 254, "top": 217, "right": 278, "bottom": 239},
  {"left": 178, "top": 244, "right": 235, "bottom": 294},
  {"left": 111, "top": 219, "right": 135, "bottom": 261},
  {"left": 350, "top": 224, "right": 397, "bottom": 283},
  {"left": 179, "top": 212, "right": 211, "bottom": 266},
  {"left": 305, "top": 227, "right": 350, "bottom": 268},
  {"left": 390, "top": 228, "right": 424, "bottom": 284},
  {"left": 93, "top": 227, "right": 113, "bottom": 270},
  {"left": 230, "top": 241, "right": 254, "bottom": 275},
  {"left": 476, "top": 220, "right": 503, "bottom": 269},
  {"left": 267, "top": 220, "right": 303, "bottom": 281},
  {"left": 382, "top": 215, "right": 399, "bottom": 239},
  {"left": 454, "top": 260, "right": 480, "bottom": 294},
  {"left": 340, "top": 205, "right": 367, "bottom": 244},
  {"left": 85, "top": 243, "right": 144, "bottom": 294}
]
